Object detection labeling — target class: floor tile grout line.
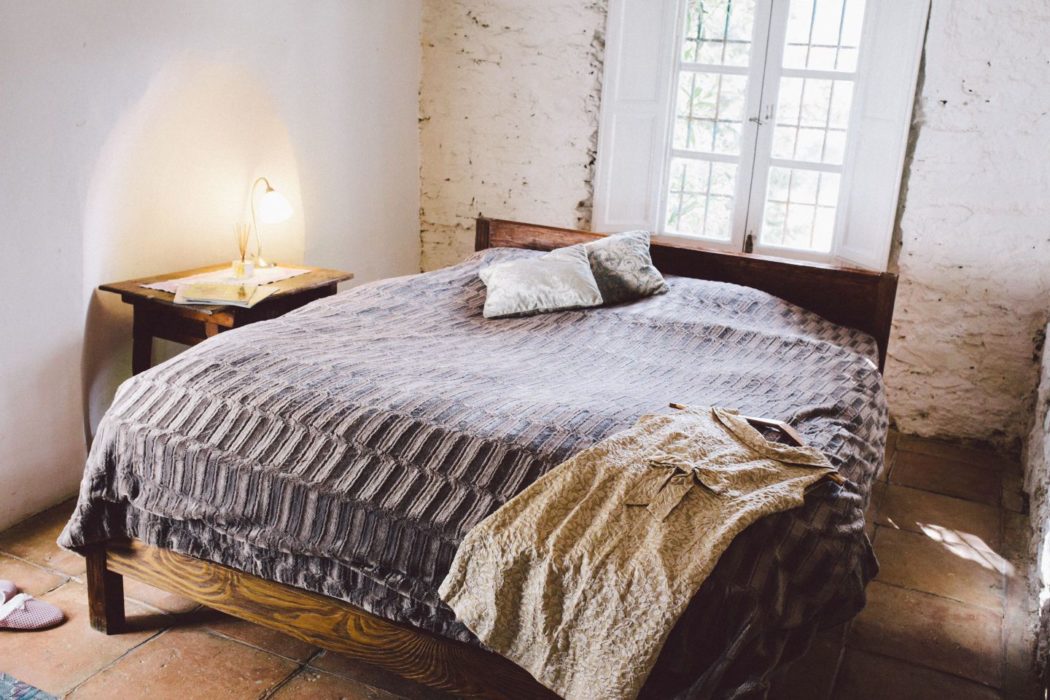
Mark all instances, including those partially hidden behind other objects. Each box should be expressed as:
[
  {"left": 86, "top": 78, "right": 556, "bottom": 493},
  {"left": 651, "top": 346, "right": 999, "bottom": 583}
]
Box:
[
  {"left": 867, "top": 549, "right": 1007, "bottom": 614},
  {"left": 60, "top": 625, "right": 172, "bottom": 698},
  {"left": 0, "top": 549, "right": 204, "bottom": 619},
  {"left": 297, "top": 661, "right": 407, "bottom": 697},
  {"left": 880, "top": 480, "right": 1005, "bottom": 513},
  {"left": 254, "top": 651, "right": 406, "bottom": 700},
  {"left": 873, "top": 520, "right": 1007, "bottom": 561},
  {"left": 257, "top": 662, "right": 308, "bottom": 700},
  {"left": 0, "top": 545, "right": 328, "bottom": 693},
  {"left": 203, "top": 627, "right": 322, "bottom": 665},
  {"left": 883, "top": 476, "right": 1001, "bottom": 507},
  {"left": 883, "top": 439, "right": 896, "bottom": 484},
  {"left": 0, "top": 550, "right": 82, "bottom": 583},
  {"left": 893, "top": 436, "right": 1018, "bottom": 469},
  {"left": 839, "top": 645, "right": 1008, "bottom": 693}
]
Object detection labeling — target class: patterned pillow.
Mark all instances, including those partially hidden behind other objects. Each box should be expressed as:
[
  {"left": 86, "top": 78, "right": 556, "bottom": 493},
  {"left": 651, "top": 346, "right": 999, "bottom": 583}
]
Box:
[
  {"left": 582, "top": 231, "right": 669, "bottom": 305},
  {"left": 479, "top": 245, "right": 603, "bottom": 318}
]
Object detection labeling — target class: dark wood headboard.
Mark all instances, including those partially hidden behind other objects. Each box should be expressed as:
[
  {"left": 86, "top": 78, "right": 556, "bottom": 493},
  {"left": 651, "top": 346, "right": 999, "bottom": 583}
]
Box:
[{"left": 476, "top": 217, "right": 897, "bottom": 371}]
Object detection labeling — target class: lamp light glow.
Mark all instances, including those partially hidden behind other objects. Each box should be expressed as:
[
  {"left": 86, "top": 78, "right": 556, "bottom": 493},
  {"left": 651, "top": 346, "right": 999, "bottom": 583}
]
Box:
[
  {"left": 258, "top": 188, "right": 292, "bottom": 224},
  {"left": 249, "top": 176, "right": 292, "bottom": 268}
]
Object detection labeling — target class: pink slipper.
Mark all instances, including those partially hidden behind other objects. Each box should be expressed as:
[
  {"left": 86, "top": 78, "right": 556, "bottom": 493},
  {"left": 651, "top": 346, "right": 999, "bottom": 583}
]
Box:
[
  {"left": 0, "top": 593, "right": 64, "bottom": 631},
  {"left": 0, "top": 580, "right": 16, "bottom": 603}
]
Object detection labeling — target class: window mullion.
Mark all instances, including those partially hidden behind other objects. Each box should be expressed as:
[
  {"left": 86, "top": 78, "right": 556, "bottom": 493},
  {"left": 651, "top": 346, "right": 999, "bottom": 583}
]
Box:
[
  {"left": 651, "top": 0, "right": 689, "bottom": 239},
  {"left": 780, "top": 67, "right": 856, "bottom": 80},
  {"left": 679, "top": 62, "right": 751, "bottom": 76},
  {"left": 740, "top": 0, "right": 791, "bottom": 252},
  {"left": 670, "top": 149, "right": 739, "bottom": 164},
  {"left": 768, "top": 157, "right": 842, "bottom": 174},
  {"left": 727, "top": 0, "right": 776, "bottom": 253}
]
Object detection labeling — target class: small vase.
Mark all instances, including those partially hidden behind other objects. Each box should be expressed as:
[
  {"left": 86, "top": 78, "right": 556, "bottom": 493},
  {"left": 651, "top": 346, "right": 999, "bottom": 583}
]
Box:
[{"left": 231, "top": 260, "right": 255, "bottom": 279}]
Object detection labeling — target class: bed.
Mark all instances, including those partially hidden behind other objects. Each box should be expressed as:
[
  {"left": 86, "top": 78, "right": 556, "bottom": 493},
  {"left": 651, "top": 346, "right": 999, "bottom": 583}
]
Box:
[{"left": 60, "top": 217, "right": 896, "bottom": 699}]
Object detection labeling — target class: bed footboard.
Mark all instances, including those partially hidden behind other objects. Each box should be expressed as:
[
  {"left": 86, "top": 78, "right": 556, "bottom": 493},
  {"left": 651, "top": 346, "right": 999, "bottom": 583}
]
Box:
[{"left": 81, "top": 540, "right": 555, "bottom": 699}]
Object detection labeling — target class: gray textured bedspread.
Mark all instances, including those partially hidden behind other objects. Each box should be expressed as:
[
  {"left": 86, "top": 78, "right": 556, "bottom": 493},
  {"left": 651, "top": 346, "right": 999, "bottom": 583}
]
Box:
[{"left": 61, "top": 248, "right": 885, "bottom": 699}]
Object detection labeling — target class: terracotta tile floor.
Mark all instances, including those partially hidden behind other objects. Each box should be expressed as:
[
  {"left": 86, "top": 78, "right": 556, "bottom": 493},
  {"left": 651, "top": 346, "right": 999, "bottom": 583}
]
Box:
[
  {"left": 770, "top": 432, "right": 1041, "bottom": 699},
  {"left": 0, "top": 433, "right": 1041, "bottom": 699}
]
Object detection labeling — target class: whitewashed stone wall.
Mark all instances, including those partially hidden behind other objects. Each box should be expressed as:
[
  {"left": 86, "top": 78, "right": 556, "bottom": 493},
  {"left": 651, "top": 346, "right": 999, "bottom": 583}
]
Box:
[
  {"left": 419, "top": 0, "right": 607, "bottom": 270},
  {"left": 419, "top": 0, "right": 1050, "bottom": 447},
  {"left": 886, "top": 1, "right": 1050, "bottom": 447},
  {"left": 1025, "top": 324, "right": 1050, "bottom": 675}
]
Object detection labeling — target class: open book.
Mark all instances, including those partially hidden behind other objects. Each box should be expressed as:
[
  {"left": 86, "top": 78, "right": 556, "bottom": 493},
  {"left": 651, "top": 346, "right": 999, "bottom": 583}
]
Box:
[{"left": 173, "top": 282, "right": 279, "bottom": 309}]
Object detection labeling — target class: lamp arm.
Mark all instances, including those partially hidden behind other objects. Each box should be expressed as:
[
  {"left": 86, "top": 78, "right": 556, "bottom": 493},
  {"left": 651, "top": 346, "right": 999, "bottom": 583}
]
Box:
[{"left": 249, "top": 177, "right": 272, "bottom": 263}]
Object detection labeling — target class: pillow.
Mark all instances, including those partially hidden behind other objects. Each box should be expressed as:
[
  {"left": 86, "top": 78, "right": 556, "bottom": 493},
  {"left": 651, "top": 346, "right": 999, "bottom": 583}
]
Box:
[
  {"left": 479, "top": 246, "right": 603, "bottom": 318},
  {"left": 582, "top": 231, "right": 669, "bottom": 305}
]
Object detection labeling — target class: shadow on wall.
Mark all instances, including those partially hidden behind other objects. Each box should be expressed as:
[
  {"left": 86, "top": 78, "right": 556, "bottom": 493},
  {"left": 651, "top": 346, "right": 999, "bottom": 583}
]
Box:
[{"left": 81, "top": 58, "right": 305, "bottom": 445}]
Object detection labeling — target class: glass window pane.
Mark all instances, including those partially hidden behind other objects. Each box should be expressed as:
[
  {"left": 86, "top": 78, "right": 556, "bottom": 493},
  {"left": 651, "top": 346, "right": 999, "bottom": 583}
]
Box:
[
  {"left": 776, "top": 77, "right": 803, "bottom": 124},
  {"left": 760, "top": 167, "right": 840, "bottom": 252},
  {"left": 811, "top": 0, "right": 845, "bottom": 48},
  {"left": 674, "top": 71, "right": 749, "bottom": 155},
  {"left": 796, "top": 128, "right": 825, "bottom": 161},
  {"left": 841, "top": 0, "right": 865, "bottom": 49},
  {"left": 828, "top": 81, "right": 854, "bottom": 129},
  {"left": 681, "top": 0, "right": 758, "bottom": 67},
  {"left": 823, "top": 130, "right": 846, "bottom": 163},
  {"left": 782, "top": 0, "right": 867, "bottom": 72},
  {"left": 771, "top": 78, "right": 854, "bottom": 164},
  {"left": 772, "top": 126, "right": 797, "bottom": 160},
  {"left": 665, "top": 157, "right": 737, "bottom": 241}
]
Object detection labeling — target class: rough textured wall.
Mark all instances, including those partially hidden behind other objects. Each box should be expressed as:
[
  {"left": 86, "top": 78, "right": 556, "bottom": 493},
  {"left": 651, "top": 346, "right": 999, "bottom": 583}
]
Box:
[
  {"left": 886, "top": 1, "right": 1050, "bottom": 447},
  {"left": 419, "top": 0, "right": 607, "bottom": 270},
  {"left": 1025, "top": 324, "right": 1050, "bottom": 677}
]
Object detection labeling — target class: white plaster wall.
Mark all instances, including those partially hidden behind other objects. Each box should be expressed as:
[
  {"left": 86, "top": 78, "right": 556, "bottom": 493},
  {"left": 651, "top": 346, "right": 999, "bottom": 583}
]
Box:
[
  {"left": 0, "top": 0, "right": 421, "bottom": 531},
  {"left": 419, "top": 0, "right": 607, "bottom": 270},
  {"left": 886, "top": 1, "right": 1050, "bottom": 447}
]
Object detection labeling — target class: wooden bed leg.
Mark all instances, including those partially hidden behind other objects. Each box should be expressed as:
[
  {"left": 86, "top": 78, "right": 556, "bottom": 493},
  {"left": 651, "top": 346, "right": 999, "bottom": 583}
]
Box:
[{"left": 85, "top": 544, "right": 125, "bottom": 634}]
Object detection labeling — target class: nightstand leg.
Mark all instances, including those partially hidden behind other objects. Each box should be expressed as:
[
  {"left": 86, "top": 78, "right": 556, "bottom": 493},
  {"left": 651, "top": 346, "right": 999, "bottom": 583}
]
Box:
[{"left": 132, "top": 311, "right": 153, "bottom": 375}]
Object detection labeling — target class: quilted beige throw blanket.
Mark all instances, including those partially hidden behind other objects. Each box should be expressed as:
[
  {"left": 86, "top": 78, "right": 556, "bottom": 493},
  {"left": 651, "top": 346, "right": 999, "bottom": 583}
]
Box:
[{"left": 439, "top": 406, "right": 838, "bottom": 700}]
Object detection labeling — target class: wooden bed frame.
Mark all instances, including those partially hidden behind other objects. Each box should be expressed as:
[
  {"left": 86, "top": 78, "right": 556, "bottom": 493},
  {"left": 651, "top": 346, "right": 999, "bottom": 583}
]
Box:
[{"left": 83, "top": 217, "right": 898, "bottom": 699}]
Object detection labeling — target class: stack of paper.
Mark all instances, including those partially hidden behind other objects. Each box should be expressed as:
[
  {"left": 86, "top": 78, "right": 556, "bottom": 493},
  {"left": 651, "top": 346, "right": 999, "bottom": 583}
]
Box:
[
  {"left": 141, "top": 266, "right": 309, "bottom": 295},
  {"left": 173, "top": 283, "right": 279, "bottom": 309}
]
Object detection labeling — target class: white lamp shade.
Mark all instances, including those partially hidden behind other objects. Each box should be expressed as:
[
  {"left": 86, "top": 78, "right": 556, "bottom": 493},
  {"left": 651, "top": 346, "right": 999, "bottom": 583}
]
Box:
[{"left": 258, "top": 188, "right": 293, "bottom": 223}]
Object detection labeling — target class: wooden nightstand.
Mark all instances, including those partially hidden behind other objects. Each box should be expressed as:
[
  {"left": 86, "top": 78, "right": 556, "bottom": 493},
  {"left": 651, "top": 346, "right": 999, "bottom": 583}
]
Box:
[{"left": 100, "top": 264, "right": 353, "bottom": 374}]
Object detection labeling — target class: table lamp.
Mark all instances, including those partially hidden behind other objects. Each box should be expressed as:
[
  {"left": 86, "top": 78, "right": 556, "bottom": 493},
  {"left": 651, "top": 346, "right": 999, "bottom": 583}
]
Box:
[{"left": 250, "top": 176, "right": 293, "bottom": 268}]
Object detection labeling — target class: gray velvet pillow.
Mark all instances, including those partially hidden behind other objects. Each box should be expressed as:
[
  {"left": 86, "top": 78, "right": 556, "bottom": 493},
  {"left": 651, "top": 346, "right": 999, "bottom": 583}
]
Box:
[
  {"left": 582, "top": 231, "right": 669, "bottom": 305},
  {"left": 479, "top": 246, "right": 603, "bottom": 319}
]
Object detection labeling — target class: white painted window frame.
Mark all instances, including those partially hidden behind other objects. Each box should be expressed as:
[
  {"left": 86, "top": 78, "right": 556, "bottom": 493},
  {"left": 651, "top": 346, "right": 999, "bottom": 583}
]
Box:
[
  {"left": 592, "top": 0, "right": 930, "bottom": 271},
  {"left": 658, "top": 2, "right": 774, "bottom": 255}
]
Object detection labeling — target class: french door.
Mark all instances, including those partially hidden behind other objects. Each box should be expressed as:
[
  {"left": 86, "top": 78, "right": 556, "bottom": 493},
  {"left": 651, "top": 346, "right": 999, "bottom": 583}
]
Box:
[{"left": 659, "top": 0, "right": 868, "bottom": 262}]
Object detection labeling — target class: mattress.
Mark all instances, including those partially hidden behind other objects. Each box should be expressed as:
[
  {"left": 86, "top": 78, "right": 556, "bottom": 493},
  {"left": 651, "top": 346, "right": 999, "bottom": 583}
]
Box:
[{"left": 61, "top": 247, "right": 885, "bottom": 698}]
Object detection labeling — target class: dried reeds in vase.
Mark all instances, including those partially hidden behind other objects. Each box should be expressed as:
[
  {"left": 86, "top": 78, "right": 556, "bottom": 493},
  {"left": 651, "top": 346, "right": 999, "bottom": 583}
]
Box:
[
  {"left": 235, "top": 223, "right": 251, "bottom": 263},
  {"left": 232, "top": 223, "right": 254, "bottom": 279}
]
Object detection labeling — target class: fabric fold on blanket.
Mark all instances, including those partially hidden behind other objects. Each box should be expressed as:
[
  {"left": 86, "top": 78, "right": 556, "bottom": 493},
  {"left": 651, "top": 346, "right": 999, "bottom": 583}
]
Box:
[{"left": 440, "top": 406, "right": 837, "bottom": 700}]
